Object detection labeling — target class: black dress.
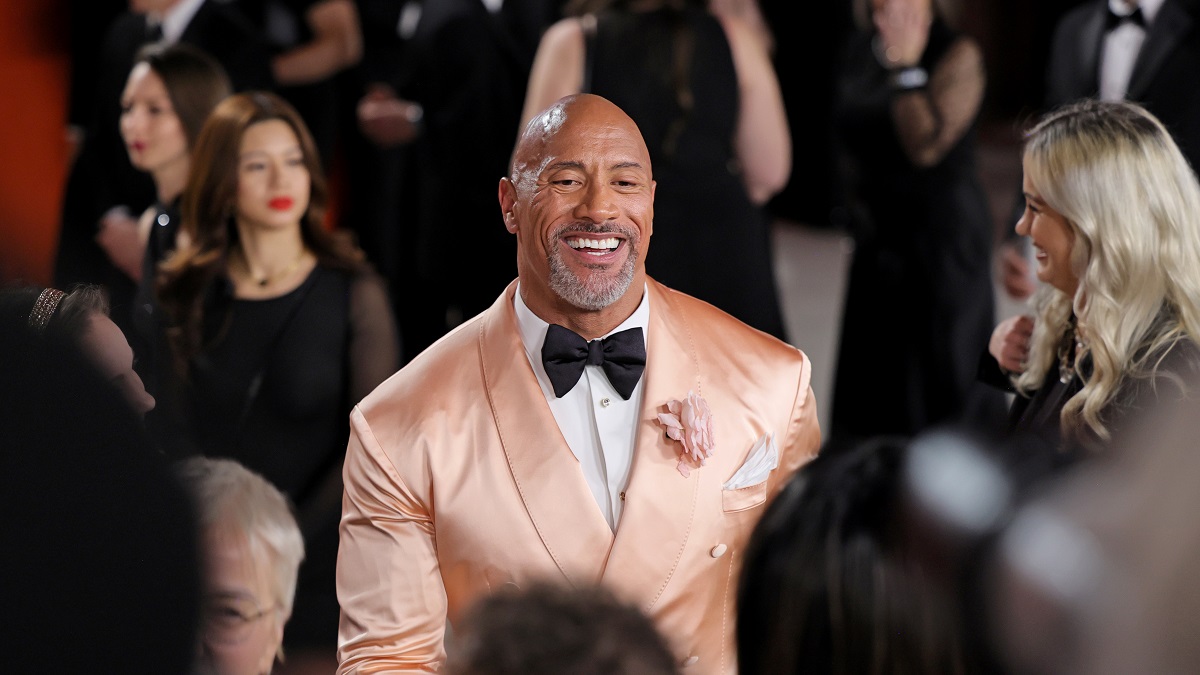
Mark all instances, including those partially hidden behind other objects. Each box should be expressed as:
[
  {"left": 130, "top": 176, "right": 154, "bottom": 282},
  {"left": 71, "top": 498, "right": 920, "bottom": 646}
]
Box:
[
  {"left": 153, "top": 265, "right": 399, "bottom": 651},
  {"left": 830, "top": 20, "right": 1005, "bottom": 441},
  {"left": 586, "top": 7, "right": 787, "bottom": 340}
]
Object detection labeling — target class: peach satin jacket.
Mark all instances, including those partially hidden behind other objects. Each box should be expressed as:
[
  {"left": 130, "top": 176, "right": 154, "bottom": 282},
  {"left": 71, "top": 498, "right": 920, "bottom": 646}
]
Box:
[{"left": 336, "top": 279, "right": 820, "bottom": 673}]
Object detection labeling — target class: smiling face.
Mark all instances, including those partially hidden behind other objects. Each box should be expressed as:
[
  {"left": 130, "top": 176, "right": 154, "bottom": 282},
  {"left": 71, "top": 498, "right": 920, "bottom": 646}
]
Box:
[
  {"left": 500, "top": 95, "right": 654, "bottom": 332},
  {"left": 234, "top": 119, "right": 310, "bottom": 233},
  {"left": 119, "top": 62, "right": 188, "bottom": 176},
  {"left": 1017, "top": 162, "right": 1079, "bottom": 296},
  {"left": 195, "top": 524, "right": 283, "bottom": 675}
]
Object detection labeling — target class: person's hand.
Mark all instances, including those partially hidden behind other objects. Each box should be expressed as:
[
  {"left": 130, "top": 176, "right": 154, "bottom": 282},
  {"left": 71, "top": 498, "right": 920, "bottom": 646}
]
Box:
[
  {"left": 873, "top": 0, "right": 931, "bottom": 68},
  {"left": 357, "top": 84, "right": 423, "bottom": 148},
  {"left": 999, "top": 241, "right": 1036, "bottom": 300},
  {"left": 989, "top": 314, "right": 1035, "bottom": 373},
  {"left": 95, "top": 206, "right": 144, "bottom": 282}
]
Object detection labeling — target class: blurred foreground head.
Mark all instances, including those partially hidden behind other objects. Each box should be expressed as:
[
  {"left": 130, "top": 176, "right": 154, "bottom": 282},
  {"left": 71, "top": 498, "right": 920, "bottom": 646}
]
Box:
[
  {"left": 986, "top": 389, "right": 1200, "bottom": 675},
  {"left": 0, "top": 318, "right": 199, "bottom": 673},
  {"left": 448, "top": 581, "right": 678, "bottom": 675}
]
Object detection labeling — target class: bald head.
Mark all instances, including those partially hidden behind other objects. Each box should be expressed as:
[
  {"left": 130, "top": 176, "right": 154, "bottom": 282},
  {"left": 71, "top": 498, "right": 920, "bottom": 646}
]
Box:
[
  {"left": 498, "top": 94, "right": 656, "bottom": 337},
  {"left": 510, "top": 94, "right": 652, "bottom": 194}
]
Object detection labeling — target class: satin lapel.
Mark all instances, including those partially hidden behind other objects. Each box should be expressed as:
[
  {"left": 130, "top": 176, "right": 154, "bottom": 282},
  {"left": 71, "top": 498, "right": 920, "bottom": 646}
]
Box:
[
  {"left": 1078, "top": 5, "right": 1106, "bottom": 95},
  {"left": 1127, "top": 1, "right": 1193, "bottom": 100},
  {"left": 601, "top": 281, "right": 700, "bottom": 612},
  {"left": 480, "top": 283, "right": 614, "bottom": 586}
]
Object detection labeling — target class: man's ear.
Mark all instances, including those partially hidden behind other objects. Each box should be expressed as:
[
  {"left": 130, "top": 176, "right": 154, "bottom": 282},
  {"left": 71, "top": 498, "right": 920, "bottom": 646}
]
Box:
[{"left": 498, "top": 178, "right": 518, "bottom": 233}]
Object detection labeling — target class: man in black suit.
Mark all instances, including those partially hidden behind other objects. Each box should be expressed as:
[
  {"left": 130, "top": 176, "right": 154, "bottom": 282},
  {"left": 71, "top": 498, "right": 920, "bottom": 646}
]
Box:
[
  {"left": 1001, "top": 0, "right": 1200, "bottom": 298},
  {"left": 55, "top": 0, "right": 274, "bottom": 338}
]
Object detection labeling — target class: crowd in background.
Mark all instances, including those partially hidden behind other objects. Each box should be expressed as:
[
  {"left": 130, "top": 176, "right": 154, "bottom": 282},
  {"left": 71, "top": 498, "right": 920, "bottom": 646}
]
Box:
[{"left": 6, "top": 0, "right": 1200, "bottom": 673}]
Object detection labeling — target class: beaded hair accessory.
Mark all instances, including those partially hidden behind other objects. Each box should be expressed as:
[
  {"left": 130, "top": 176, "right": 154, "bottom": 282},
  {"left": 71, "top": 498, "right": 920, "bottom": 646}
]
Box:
[{"left": 27, "top": 287, "right": 67, "bottom": 334}]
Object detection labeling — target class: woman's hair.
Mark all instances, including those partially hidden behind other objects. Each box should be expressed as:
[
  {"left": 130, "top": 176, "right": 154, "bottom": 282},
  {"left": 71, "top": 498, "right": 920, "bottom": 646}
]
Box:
[
  {"left": 133, "top": 42, "right": 232, "bottom": 148},
  {"left": 0, "top": 283, "right": 110, "bottom": 350},
  {"left": 737, "top": 437, "right": 968, "bottom": 675},
  {"left": 174, "top": 456, "right": 305, "bottom": 620},
  {"left": 157, "top": 91, "right": 366, "bottom": 371},
  {"left": 1017, "top": 99, "right": 1200, "bottom": 444}
]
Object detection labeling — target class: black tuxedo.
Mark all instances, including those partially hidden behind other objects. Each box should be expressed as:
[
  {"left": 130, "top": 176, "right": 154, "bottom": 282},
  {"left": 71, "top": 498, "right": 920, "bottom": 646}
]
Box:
[
  {"left": 1046, "top": 0, "right": 1200, "bottom": 165},
  {"left": 54, "top": 1, "right": 274, "bottom": 336}
]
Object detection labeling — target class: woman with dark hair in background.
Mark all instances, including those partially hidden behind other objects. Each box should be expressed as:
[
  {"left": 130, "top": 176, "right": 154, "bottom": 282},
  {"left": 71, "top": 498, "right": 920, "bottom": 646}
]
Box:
[
  {"left": 153, "top": 91, "right": 399, "bottom": 673},
  {"left": 519, "top": 0, "right": 793, "bottom": 340},
  {"left": 103, "top": 42, "right": 233, "bottom": 392},
  {"left": 830, "top": 0, "right": 1005, "bottom": 443}
]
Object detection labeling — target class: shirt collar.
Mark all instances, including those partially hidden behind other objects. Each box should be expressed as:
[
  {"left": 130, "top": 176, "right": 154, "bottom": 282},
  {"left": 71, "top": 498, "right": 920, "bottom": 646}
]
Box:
[
  {"left": 152, "top": 0, "right": 207, "bottom": 44},
  {"left": 1109, "top": 0, "right": 1164, "bottom": 25},
  {"left": 514, "top": 283, "right": 650, "bottom": 367}
]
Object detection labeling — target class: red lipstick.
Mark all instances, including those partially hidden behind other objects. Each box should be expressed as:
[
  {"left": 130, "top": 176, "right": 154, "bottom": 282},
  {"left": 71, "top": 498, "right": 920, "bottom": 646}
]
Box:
[
  {"left": 268, "top": 197, "right": 294, "bottom": 211},
  {"left": 130, "top": 141, "right": 146, "bottom": 152}
]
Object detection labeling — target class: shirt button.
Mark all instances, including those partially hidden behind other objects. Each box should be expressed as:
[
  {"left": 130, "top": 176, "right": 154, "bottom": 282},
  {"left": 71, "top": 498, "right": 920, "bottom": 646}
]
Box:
[
  {"left": 599, "top": 397, "right": 611, "bottom": 408},
  {"left": 156, "top": 212, "right": 170, "bottom": 226},
  {"left": 619, "top": 491, "right": 626, "bottom": 501},
  {"left": 710, "top": 544, "right": 727, "bottom": 558},
  {"left": 682, "top": 655, "right": 699, "bottom": 667}
]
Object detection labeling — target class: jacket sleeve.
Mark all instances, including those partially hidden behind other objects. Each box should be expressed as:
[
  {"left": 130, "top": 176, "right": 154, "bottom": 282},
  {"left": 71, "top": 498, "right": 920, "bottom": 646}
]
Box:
[{"left": 337, "top": 406, "right": 446, "bottom": 673}]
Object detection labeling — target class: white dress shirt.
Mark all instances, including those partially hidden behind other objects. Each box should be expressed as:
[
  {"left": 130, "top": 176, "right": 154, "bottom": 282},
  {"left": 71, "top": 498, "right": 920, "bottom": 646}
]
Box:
[
  {"left": 514, "top": 285, "right": 649, "bottom": 530},
  {"left": 1100, "top": 0, "right": 1164, "bottom": 101}
]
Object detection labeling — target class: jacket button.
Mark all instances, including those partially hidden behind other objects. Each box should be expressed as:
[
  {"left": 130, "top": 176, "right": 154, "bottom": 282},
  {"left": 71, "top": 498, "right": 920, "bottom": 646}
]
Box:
[{"left": 710, "top": 544, "right": 727, "bottom": 558}]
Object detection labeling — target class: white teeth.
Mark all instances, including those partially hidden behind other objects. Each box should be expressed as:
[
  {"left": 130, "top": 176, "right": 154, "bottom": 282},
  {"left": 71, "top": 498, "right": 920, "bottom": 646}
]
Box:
[{"left": 567, "top": 237, "right": 619, "bottom": 251}]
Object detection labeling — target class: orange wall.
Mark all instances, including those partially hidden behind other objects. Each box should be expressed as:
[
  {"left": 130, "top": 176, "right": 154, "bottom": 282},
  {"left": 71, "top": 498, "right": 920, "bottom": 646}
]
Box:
[{"left": 0, "top": 0, "right": 70, "bottom": 285}]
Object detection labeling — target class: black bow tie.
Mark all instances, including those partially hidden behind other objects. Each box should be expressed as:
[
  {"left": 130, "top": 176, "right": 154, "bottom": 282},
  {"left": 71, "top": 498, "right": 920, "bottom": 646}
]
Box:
[
  {"left": 541, "top": 325, "right": 646, "bottom": 400},
  {"left": 1105, "top": 5, "right": 1145, "bottom": 31}
]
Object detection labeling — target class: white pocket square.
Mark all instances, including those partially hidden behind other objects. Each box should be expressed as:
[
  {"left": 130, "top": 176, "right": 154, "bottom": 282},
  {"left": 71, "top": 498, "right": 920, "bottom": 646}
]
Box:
[{"left": 723, "top": 432, "right": 778, "bottom": 490}]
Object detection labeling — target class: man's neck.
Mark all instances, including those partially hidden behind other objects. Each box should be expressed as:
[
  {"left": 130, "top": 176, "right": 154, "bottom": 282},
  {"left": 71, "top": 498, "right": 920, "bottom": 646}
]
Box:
[{"left": 519, "top": 277, "right": 647, "bottom": 340}]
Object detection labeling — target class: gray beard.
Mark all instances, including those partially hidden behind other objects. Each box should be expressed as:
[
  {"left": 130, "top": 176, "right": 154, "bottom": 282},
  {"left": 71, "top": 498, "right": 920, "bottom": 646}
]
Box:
[{"left": 547, "top": 224, "right": 639, "bottom": 310}]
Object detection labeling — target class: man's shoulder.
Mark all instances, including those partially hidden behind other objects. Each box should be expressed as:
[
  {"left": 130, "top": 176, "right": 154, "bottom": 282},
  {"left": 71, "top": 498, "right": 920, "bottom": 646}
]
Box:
[
  {"left": 358, "top": 312, "right": 486, "bottom": 415},
  {"left": 651, "top": 280, "right": 804, "bottom": 363}
]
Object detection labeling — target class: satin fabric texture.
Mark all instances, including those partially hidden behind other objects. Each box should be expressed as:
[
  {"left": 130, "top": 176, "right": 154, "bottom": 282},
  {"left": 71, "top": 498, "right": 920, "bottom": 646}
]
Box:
[{"left": 336, "top": 279, "right": 821, "bottom": 674}]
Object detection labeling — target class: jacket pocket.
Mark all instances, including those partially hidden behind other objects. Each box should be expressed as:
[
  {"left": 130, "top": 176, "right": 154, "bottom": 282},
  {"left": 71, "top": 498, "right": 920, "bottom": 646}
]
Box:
[{"left": 722, "top": 480, "right": 768, "bottom": 512}]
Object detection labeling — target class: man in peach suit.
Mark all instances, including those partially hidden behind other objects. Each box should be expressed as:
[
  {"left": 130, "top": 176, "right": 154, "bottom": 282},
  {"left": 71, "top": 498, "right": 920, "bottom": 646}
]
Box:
[{"left": 336, "top": 93, "right": 821, "bottom": 673}]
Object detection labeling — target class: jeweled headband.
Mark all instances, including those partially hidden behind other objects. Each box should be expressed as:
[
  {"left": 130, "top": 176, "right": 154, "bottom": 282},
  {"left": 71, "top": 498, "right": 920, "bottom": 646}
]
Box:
[{"left": 27, "top": 287, "right": 66, "bottom": 334}]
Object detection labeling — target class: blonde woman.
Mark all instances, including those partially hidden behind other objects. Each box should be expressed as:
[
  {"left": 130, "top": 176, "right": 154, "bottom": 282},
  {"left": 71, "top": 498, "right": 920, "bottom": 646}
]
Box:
[{"left": 989, "top": 99, "right": 1200, "bottom": 453}]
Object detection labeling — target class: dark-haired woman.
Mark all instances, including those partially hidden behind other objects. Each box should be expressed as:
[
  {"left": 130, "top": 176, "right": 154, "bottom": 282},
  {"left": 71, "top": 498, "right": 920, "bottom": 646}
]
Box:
[{"left": 153, "top": 91, "right": 400, "bottom": 671}]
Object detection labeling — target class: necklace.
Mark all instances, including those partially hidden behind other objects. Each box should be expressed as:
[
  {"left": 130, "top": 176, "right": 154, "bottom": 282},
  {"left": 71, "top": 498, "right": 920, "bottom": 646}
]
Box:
[
  {"left": 1057, "top": 318, "right": 1084, "bottom": 384},
  {"left": 236, "top": 246, "right": 309, "bottom": 288}
]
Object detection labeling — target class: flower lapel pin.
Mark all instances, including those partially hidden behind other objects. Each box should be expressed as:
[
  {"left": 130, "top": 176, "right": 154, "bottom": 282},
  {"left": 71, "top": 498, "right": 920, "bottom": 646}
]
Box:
[{"left": 657, "top": 389, "right": 714, "bottom": 477}]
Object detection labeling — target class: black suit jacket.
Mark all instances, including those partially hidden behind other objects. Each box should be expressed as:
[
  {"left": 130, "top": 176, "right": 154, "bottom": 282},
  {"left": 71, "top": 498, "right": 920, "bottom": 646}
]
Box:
[
  {"left": 1046, "top": 0, "right": 1200, "bottom": 164},
  {"left": 55, "top": 1, "right": 274, "bottom": 330}
]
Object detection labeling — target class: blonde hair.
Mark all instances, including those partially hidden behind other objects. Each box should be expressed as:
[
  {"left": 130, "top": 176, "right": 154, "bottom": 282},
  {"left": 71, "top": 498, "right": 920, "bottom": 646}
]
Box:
[
  {"left": 1016, "top": 100, "right": 1200, "bottom": 444},
  {"left": 175, "top": 457, "right": 305, "bottom": 619}
]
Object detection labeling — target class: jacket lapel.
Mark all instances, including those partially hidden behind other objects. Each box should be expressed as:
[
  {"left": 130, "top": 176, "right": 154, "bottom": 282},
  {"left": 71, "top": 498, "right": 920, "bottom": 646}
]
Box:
[
  {"left": 1127, "top": 0, "right": 1193, "bottom": 100},
  {"left": 479, "top": 283, "right": 614, "bottom": 587},
  {"left": 601, "top": 281, "right": 700, "bottom": 612}
]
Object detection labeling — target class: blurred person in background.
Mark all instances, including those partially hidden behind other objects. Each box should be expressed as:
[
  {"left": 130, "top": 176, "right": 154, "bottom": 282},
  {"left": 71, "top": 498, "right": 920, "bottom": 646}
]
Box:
[
  {"left": 519, "top": 0, "right": 792, "bottom": 340},
  {"left": 830, "top": 0, "right": 1006, "bottom": 443},
  {"left": 55, "top": 0, "right": 273, "bottom": 337},
  {"left": 103, "top": 43, "right": 233, "bottom": 395}
]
